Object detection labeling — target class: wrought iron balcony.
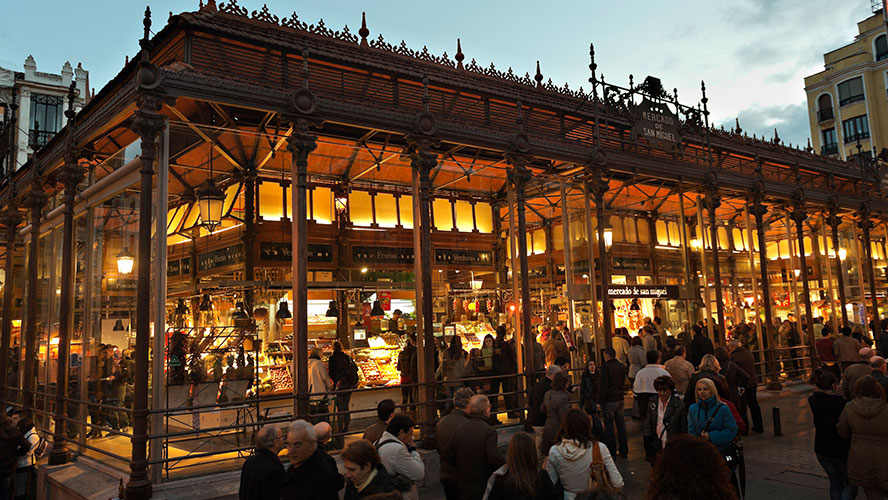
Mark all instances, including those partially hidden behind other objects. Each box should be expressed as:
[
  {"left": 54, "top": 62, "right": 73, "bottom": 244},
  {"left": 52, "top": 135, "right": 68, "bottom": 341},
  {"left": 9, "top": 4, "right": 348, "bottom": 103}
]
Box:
[
  {"left": 821, "top": 143, "right": 838, "bottom": 156},
  {"left": 28, "top": 129, "right": 56, "bottom": 149},
  {"left": 817, "top": 107, "right": 834, "bottom": 122}
]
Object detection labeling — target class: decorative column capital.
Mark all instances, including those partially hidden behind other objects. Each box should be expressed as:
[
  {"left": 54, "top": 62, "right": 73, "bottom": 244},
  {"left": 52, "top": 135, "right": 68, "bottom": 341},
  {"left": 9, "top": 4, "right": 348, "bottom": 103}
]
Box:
[
  {"left": 286, "top": 131, "right": 318, "bottom": 165},
  {"left": 585, "top": 167, "right": 609, "bottom": 207},
  {"left": 790, "top": 195, "right": 807, "bottom": 226}
]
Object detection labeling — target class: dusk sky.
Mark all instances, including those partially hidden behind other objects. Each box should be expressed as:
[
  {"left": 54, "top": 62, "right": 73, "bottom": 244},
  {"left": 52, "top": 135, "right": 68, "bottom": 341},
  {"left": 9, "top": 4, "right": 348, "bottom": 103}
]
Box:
[{"left": 0, "top": 1, "right": 873, "bottom": 147}]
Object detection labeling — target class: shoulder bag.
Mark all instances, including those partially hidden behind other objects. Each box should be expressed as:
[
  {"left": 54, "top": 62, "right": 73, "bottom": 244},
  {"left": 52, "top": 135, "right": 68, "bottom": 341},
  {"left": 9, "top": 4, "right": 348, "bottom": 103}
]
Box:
[
  {"left": 703, "top": 404, "right": 741, "bottom": 471},
  {"left": 588, "top": 441, "right": 621, "bottom": 493}
]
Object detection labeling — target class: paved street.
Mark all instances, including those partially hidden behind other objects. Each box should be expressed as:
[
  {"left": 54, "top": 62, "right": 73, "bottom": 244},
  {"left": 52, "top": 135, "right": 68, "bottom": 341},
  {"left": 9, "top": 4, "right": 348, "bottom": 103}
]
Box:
[{"left": 421, "top": 383, "right": 829, "bottom": 499}]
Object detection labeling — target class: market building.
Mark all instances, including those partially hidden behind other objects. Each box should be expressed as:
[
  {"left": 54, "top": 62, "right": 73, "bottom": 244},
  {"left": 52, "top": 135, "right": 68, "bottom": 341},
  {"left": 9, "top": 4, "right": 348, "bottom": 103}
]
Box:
[
  {"left": 1, "top": 2, "right": 887, "bottom": 497},
  {"left": 805, "top": 5, "right": 888, "bottom": 160}
]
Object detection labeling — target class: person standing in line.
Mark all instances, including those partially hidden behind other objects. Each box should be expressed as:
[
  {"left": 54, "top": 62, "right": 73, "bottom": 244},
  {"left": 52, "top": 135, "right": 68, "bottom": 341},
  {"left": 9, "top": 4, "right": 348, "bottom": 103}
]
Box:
[
  {"left": 436, "top": 388, "right": 474, "bottom": 500},
  {"left": 10, "top": 410, "right": 38, "bottom": 500},
  {"left": 843, "top": 348, "right": 875, "bottom": 401},
  {"left": 836, "top": 327, "right": 863, "bottom": 372},
  {"left": 314, "top": 422, "right": 341, "bottom": 475},
  {"left": 633, "top": 350, "right": 671, "bottom": 422},
  {"left": 308, "top": 347, "right": 333, "bottom": 423},
  {"left": 342, "top": 440, "right": 404, "bottom": 500},
  {"left": 643, "top": 435, "right": 739, "bottom": 500},
  {"left": 540, "top": 371, "right": 571, "bottom": 457},
  {"left": 482, "top": 432, "right": 555, "bottom": 500},
  {"left": 528, "top": 365, "right": 561, "bottom": 455},
  {"left": 690, "top": 324, "right": 715, "bottom": 368},
  {"left": 728, "top": 340, "right": 764, "bottom": 433},
  {"left": 664, "top": 346, "right": 694, "bottom": 397},
  {"left": 676, "top": 321, "right": 692, "bottom": 352},
  {"left": 441, "top": 395, "right": 505, "bottom": 500},
  {"left": 328, "top": 341, "right": 359, "bottom": 434},
  {"left": 808, "top": 370, "right": 857, "bottom": 500},
  {"left": 870, "top": 356, "right": 888, "bottom": 395},
  {"left": 714, "top": 348, "right": 749, "bottom": 420},
  {"left": 491, "top": 325, "right": 517, "bottom": 419},
  {"left": 547, "top": 408, "right": 624, "bottom": 499},
  {"left": 688, "top": 378, "right": 739, "bottom": 474},
  {"left": 281, "top": 420, "right": 343, "bottom": 500},
  {"left": 628, "top": 336, "right": 647, "bottom": 385},
  {"left": 238, "top": 424, "right": 286, "bottom": 500},
  {"left": 612, "top": 330, "right": 630, "bottom": 367},
  {"left": 375, "top": 415, "right": 424, "bottom": 500},
  {"left": 685, "top": 354, "right": 728, "bottom": 406},
  {"left": 643, "top": 376, "right": 687, "bottom": 464},
  {"left": 361, "top": 399, "right": 396, "bottom": 451},
  {"left": 641, "top": 325, "right": 659, "bottom": 355},
  {"left": 580, "top": 359, "right": 604, "bottom": 438},
  {"left": 397, "top": 334, "right": 418, "bottom": 412},
  {"left": 837, "top": 376, "right": 888, "bottom": 500},
  {"left": 599, "top": 347, "right": 629, "bottom": 458}
]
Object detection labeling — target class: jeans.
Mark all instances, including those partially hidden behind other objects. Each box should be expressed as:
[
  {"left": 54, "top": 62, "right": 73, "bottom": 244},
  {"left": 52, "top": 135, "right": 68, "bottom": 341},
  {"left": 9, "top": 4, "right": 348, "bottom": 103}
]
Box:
[
  {"left": 745, "top": 383, "right": 764, "bottom": 432},
  {"left": 0, "top": 473, "right": 10, "bottom": 500},
  {"left": 602, "top": 401, "right": 628, "bottom": 456},
  {"left": 489, "top": 376, "right": 515, "bottom": 416},
  {"left": 817, "top": 454, "right": 858, "bottom": 500},
  {"left": 335, "top": 391, "right": 352, "bottom": 433},
  {"left": 13, "top": 466, "right": 33, "bottom": 500}
]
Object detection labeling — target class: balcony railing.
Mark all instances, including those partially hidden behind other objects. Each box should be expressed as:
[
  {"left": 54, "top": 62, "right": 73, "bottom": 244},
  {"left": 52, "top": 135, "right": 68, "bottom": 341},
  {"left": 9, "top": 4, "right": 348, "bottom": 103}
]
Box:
[
  {"left": 844, "top": 131, "right": 870, "bottom": 144},
  {"left": 821, "top": 143, "right": 838, "bottom": 156},
  {"left": 28, "top": 129, "right": 56, "bottom": 149},
  {"left": 817, "top": 107, "right": 834, "bottom": 122},
  {"left": 839, "top": 94, "right": 865, "bottom": 106}
]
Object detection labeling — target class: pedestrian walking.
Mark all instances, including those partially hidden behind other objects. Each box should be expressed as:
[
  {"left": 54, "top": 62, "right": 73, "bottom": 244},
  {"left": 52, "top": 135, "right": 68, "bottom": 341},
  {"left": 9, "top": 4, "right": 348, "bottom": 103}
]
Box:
[
  {"left": 612, "top": 331, "right": 629, "bottom": 367},
  {"left": 643, "top": 434, "right": 739, "bottom": 500},
  {"left": 599, "top": 348, "right": 628, "bottom": 458},
  {"left": 688, "top": 378, "right": 740, "bottom": 490},
  {"left": 482, "top": 432, "right": 555, "bottom": 500},
  {"left": 628, "top": 337, "right": 646, "bottom": 384},
  {"left": 690, "top": 324, "right": 714, "bottom": 368},
  {"left": 436, "top": 387, "right": 474, "bottom": 500},
  {"left": 633, "top": 350, "right": 670, "bottom": 422},
  {"left": 580, "top": 360, "right": 604, "bottom": 438},
  {"left": 239, "top": 424, "right": 286, "bottom": 500},
  {"left": 837, "top": 375, "right": 888, "bottom": 500},
  {"left": 842, "top": 348, "right": 875, "bottom": 401},
  {"left": 547, "top": 408, "right": 624, "bottom": 499},
  {"left": 342, "top": 440, "right": 406, "bottom": 500},
  {"left": 808, "top": 370, "right": 857, "bottom": 500},
  {"left": 728, "top": 340, "right": 764, "bottom": 433},
  {"left": 643, "top": 376, "right": 686, "bottom": 464},
  {"left": 528, "top": 365, "right": 561, "bottom": 454},
  {"left": 836, "top": 327, "right": 863, "bottom": 372},
  {"left": 441, "top": 395, "right": 505, "bottom": 500},
  {"left": 281, "top": 419, "right": 343, "bottom": 500},
  {"left": 664, "top": 346, "right": 694, "bottom": 396},
  {"left": 540, "top": 371, "right": 571, "bottom": 457},
  {"left": 375, "top": 415, "right": 424, "bottom": 500}
]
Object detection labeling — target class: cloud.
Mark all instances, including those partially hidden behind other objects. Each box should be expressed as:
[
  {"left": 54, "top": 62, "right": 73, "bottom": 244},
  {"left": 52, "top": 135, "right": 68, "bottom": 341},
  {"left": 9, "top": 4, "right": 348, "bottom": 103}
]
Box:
[{"left": 718, "top": 102, "right": 812, "bottom": 148}]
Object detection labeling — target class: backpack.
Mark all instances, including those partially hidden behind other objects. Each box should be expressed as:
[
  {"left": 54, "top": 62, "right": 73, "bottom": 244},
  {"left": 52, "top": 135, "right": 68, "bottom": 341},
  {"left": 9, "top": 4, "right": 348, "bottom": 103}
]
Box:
[
  {"left": 27, "top": 429, "right": 48, "bottom": 461},
  {"left": 345, "top": 356, "right": 360, "bottom": 388}
]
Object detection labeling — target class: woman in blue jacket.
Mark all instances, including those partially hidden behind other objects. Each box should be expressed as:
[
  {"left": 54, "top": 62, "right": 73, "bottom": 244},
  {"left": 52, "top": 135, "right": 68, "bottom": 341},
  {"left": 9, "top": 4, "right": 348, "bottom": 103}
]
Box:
[{"left": 688, "top": 377, "right": 738, "bottom": 452}]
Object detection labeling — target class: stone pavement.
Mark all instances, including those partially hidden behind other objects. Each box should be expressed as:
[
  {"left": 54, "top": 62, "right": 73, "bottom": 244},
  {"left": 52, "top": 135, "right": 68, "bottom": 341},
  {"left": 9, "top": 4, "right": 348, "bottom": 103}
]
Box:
[{"left": 420, "top": 383, "right": 830, "bottom": 499}]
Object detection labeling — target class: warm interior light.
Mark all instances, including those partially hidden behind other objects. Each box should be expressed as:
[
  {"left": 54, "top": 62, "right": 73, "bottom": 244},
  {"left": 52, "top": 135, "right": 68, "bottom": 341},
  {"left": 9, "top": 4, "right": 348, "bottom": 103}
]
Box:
[
  {"left": 509, "top": 304, "right": 516, "bottom": 312},
  {"left": 360, "top": 267, "right": 368, "bottom": 274},
  {"left": 838, "top": 248, "right": 847, "bottom": 261},
  {"left": 582, "top": 274, "right": 589, "bottom": 279},
  {"left": 603, "top": 226, "right": 613, "bottom": 248},
  {"left": 793, "top": 269, "right": 801, "bottom": 278},
  {"left": 117, "top": 246, "right": 135, "bottom": 275},
  {"left": 690, "top": 239, "right": 702, "bottom": 250},
  {"left": 197, "top": 178, "right": 225, "bottom": 230},
  {"left": 471, "top": 280, "right": 483, "bottom": 291}
]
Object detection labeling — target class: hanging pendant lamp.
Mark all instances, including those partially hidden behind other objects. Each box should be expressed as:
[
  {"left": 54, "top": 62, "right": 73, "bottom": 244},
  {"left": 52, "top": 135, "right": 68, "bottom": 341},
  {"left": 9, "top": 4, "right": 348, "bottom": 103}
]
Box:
[
  {"left": 231, "top": 300, "right": 249, "bottom": 320},
  {"left": 276, "top": 299, "right": 292, "bottom": 320},
  {"left": 325, "top": 300, "right": 338, "bottom": 318},
  {"left": 112, "top": 319, "right": 126, "bottom": 331}
]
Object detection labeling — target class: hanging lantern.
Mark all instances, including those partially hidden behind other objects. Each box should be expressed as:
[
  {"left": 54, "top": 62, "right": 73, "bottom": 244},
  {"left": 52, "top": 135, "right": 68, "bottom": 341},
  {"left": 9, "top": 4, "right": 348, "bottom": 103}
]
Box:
[
  {"left": 196, "top": 178, "right": 225, "bottom": 231},
  {"left": 199, "top": 293, "right": 213, "bottom": 312},
  {"left": 325, "top": 300, "right": 338, "bottom": 318},
  {"left": 112, "top": 319, "right": 125, "bottom": 331},
  {"left": 603, "top": 225, "right": 614, "bottom": 248},
  {"left": 116, "top": 247, "right": 134, "bottom": 275},
  {"left": 370, "top": 300, "right": 385, "bottom": 317},
  {"left": 276, "top": 300, "right": 292, "bottom": 320}
]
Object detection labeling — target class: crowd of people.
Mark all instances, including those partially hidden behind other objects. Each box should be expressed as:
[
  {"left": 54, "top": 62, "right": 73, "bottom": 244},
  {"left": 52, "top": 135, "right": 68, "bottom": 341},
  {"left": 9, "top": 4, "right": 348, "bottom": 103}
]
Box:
[{"left": 0, "top": 410, "right": 41, "bottom": 500}]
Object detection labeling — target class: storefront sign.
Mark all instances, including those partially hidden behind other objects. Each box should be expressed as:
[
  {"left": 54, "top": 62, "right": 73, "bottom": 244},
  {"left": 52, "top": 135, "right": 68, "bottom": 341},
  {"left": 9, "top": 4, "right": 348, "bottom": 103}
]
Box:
[
  {"left": 632, "top": 98, "right": 680, "bottom": 148},
  {"left": 167, "top": 257, "right": 191, "bottom": 277},
  {"left": 606, "top": 284, "right": 679, "bottom": 299},
  {"left": 106, "top": 277, "right": 137, "bottom": 292},
  {"left": 434, "top": 249, "right": 493, "bottom": 266},
  {"left": 379, "top": 291, "right": 391, "bottom": 311},
  {"left": 198, "top": 244, "right": 244, "bottom": 272},
  {"left": 353, "top": 246, "right": 414, "bottom": 264},
  {"left": 259, "top": 242, "right": 333, "bottom": 263}
]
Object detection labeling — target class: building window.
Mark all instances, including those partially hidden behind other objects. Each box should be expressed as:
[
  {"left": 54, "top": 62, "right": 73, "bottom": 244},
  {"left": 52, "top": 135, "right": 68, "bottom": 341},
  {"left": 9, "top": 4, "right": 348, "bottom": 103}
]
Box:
[
  {"left": 877, "top": 35, "right": 888, "bottom": 61},
  {"left": 838, "top": 77, "right": 865, "bottom": 106},
  {"left": 29, "top": 94, "right": 64, "bottom": 148},
  {"left": 821, "top": 128, "right": 838, "bottom": 155},
  {"left": 817, "top": 94, "right": 834, "bottom": 122},
  {"left": 842, "top": 115, "right": 869, "bottom": 144}
]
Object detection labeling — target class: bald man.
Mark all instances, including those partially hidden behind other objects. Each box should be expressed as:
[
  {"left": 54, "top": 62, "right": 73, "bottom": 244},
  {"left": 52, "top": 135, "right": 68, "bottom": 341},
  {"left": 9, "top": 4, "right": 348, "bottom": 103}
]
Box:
[
  {"left": 239, "top": 424, "right": 285, "bottom": 500},
  {"left": 843, "top": 347, "right": 875, "bottom": 400},
  {"left": 313, "top": 421, "right": 340, "bottom": 480}
]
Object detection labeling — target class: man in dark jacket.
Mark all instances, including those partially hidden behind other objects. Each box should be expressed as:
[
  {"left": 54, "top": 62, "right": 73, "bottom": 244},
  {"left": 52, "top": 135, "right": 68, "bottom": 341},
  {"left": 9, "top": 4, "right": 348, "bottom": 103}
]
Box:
[
  {"left": 328, "top": 341, "right": 358, "bottom": 433},
  {"left": 528, "top": 364, "right": 560, "bottom": 451},
  {"left": 397, "top": 334, "right": 418, "bottom": 409},
  {"left": 441, "top": 395, "right": 505, "bottom": 500},
  {"left": 729, "top": 340, "right": 763, "bottom": 433},
  {"left": 361, "top": 399, "right": 395, "bottom": 445},
  {"left": 491, "top": 326, "right": 517, "bottom": 419},
  {"left": 599, "top": 347, "right": 628, "bottom": 457},
  {"left": 690, "top": 324, "right": 714, "bottom": 367},
  {"left": 239, "top": 424, "right": 286, "bottom": 500},
  {"left": 436, "top": 387, "right": 474, "bottom": 500},
  {"left": 281, "top": 420, "right": 343, "bottom": 500}
]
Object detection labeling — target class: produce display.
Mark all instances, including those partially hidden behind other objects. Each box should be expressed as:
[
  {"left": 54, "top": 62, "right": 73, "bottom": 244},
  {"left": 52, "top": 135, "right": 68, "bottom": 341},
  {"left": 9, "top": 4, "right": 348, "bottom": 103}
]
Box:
[
  {"left": 452, "top": 322, "right": 495, "bottom": 350},
  {"left": 267, "top": 365, "right": 293, "bottom": 391}
]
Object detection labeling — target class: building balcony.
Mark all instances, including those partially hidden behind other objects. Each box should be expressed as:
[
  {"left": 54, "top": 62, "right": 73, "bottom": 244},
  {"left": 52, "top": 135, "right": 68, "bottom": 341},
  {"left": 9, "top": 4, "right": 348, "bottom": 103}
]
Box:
[
  {"left": 844, "top": 132, "right": 870, "bottom": 144},
  {"left": 821, "top": 143, "right": 838, "bottom": 156},
  {"left": 28, "top": 129, "right": 57, "bottom": 149},
  {"left": 817, "top": 107, "right": 834, "bottom": 122},
  {"left": 839, "top": 94, "right": 865, "bottom": 106}
]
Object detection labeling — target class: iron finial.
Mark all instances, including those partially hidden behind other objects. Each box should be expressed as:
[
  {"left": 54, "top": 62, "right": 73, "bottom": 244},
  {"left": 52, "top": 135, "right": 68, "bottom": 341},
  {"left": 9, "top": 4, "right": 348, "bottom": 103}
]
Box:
[
  {"left": 588, "top": 43, "right": 596, "bottom": 73},
  {"left": 806, "top": 138, "right": 813, "bottom": 153},
  {"left": 773, "top": 128, "right": 780, "bottom": 145},
  {"left": 455, "top": 39, "right": 464, "bottom": 69},
  {"left": 359, "top": 12, "right": 369, "bottom": 48},
  {"left": 629, "top": 74, "right": 634, "bottom": 91},
  {"left": 700, "top": 80, "right": 708, "bottom": 106},
  {"left": 140, "top": 6, "right": 152, "bottom": 60},
  {"left": 734, "top": 117, "right": 741, "bottom": 134},
  {"left": 535, "top": 61, "right": 542, "bottom": 88}
]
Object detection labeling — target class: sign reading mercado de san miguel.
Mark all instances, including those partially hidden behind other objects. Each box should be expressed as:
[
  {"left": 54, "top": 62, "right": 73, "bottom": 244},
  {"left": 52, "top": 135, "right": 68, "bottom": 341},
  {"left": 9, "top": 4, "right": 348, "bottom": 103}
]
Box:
[{"left": 633, "top": 98, "right": 680, "bottom": 149}]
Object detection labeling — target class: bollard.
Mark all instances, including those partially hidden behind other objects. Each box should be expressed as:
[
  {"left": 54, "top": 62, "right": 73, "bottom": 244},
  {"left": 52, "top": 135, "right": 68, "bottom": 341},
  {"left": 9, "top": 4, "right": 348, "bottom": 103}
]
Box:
[{"left": 772, "top": 407, "right": 782, "bottom": 437}]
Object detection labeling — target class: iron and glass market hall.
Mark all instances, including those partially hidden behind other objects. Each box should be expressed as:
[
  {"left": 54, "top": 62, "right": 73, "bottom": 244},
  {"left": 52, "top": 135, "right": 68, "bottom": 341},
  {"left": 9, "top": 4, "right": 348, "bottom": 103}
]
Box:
[{"left": 0, "top": 2, "right": 886, "bottom": 498}]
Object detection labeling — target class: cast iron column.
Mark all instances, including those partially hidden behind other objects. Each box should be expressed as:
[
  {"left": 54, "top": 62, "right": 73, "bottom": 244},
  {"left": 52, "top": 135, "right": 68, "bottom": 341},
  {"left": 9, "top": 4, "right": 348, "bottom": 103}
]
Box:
[
  {"left": 859, "top": 204, "right": 880, "bottom": 339},
  {"left": 242, "top": 165, "right": 256, "bottom": 311},
  {"left": 589, "top": 168, "right": 612, "bottom": 348},
  {"left": 287, "top": 130, "right": 316, "bottom": 418},
  {"left": 704, "top": 184, "right": 726, "bottom": 345},
  {"left": 0, "top": 208, "right": 19, "bottom": 406},
  {"left": 791, "top": 195, "right": 817, "bottom": 365},
  {"left": 23, "top": 190, "right": 45, "bottom": 411},
  {"left": 48, "top": 156, "right": 83, "bottom": 465},
  {"left": 410, "top": 147, "right": 436, "bottom": 443},
  {"left": 827, "top": 208, "right": 849, "bottom": 327},
  {"left": 510, "top": 159, "right": 534, "bottom": 391},
  {"left": 751, "top": 184, "right": 781, "bottom": 389},
  {"left": 125, "top": 101, "right": 164, "bottom": 500}
]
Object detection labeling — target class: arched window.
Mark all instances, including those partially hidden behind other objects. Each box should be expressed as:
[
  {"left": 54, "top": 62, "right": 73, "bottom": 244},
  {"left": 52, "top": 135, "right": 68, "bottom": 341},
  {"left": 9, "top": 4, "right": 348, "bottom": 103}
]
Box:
[
  {"left": 817, "top": 94, "right": 833, "bottom": 121},
  {"left": 876, "top": 34, "right": 888, "bottom": 61}
]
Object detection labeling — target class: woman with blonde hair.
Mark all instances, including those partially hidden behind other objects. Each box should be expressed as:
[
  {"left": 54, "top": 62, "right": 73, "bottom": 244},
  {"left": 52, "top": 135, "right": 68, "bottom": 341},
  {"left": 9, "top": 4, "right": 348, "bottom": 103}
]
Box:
[
  {"left": 685, "top": 354, "right": 728, "bottom": 404},
  {"left": 688, "top": 378, "right": 740, "bottom": 495}
]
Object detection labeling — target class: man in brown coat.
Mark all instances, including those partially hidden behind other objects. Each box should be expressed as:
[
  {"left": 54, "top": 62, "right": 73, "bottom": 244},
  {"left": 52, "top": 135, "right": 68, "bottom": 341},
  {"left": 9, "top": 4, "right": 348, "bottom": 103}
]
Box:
[
  {"left": 435, "top": 387, "right": 474, "bottom": 500},
  {"left": 843, "top": 348, "right": 875, "bottom": 400},
  {"left": 836, "top": 327, "right": 863, "bottom": 371},
  {"left": 361, "top": 399, "right": 395, "bottom": 445},
  {"left": 440, "top": 394, "right": 505, "bottom": 500}
]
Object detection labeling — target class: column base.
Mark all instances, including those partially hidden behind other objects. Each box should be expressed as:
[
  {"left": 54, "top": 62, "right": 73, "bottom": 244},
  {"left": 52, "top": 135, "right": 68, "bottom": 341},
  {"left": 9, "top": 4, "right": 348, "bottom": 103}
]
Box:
[
  {"left": 125, "top": 477, "right": 153, "bottom": 500},
  {"left": 47, "top": 445, "right": 69, "bottom": 466}
]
